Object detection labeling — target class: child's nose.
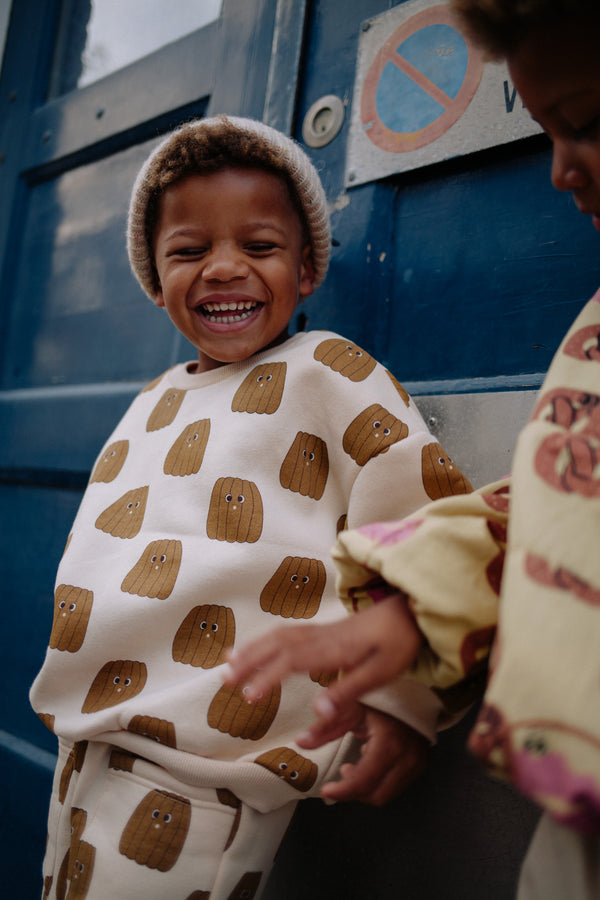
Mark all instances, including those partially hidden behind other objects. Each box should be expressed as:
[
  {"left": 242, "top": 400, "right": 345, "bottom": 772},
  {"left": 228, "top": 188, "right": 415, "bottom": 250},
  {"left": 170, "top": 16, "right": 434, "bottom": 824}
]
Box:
[
  {"left": 551, "top": 139, "right": 589, "bottom": 193},
  {"left": 202, "top": 246, "right": 248, "bottom": 281}
]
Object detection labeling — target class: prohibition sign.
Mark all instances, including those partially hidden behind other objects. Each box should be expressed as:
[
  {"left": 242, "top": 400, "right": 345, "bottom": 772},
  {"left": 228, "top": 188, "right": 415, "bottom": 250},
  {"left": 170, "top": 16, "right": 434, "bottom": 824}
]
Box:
[{"left": 361, "top": 5, "right": 484, "bottom": 153}]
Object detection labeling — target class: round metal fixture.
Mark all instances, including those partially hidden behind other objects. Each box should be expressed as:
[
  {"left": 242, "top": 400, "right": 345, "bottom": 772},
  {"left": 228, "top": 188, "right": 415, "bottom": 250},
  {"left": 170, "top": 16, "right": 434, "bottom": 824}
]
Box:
[{"left": 302, "top": 95, "right": 345, "bottom": 148}]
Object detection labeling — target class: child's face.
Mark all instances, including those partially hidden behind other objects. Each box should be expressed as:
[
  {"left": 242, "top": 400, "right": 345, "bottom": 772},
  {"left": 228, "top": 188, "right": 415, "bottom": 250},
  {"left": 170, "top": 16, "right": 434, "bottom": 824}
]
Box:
[
  {"left": 153, "top": 167, "right": 315, "bottom": 372},
  {"left": 508, "top": 20, "right": 600, "bottom": 232}
]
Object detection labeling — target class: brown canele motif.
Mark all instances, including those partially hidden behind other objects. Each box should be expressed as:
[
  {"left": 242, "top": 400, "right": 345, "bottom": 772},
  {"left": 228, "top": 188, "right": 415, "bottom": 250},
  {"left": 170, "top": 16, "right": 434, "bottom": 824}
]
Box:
[
  {"left": 55, "top": 808, "right": 88, "bottom": 899},
  {"left": 37, "top": 712, "right": 55, "bottom": 732},
  {"left": 70, "top": 807, "right": 88, "bottom": 842},
  {"left": 421, "top": 442, "right": 473, "bottom": 500},
  {"left": 254, "top": 746, "right": 318, "bottom": 792},
  {"left": 313, "top": 338, "right": 376, "bottom": 381},
  {"left": 121, "top": 539, "right": 183, "bottom": 599},
  {"left": 343, "top": 404, "right": 408, "bottom": 466},
  {"left": 58, "top": 740, "right": 88, "bottom": 804},
  {"left": 108, "top": 749, "right": 139, "bottom": 772},
  {"left": 216, "top": 788, "right": 242, "bottom": 850},
  {"left": 206, "top": 477, "right": 263, "bottom": 543},
  {"left": 139, "top": 372, "right": 165, "bottom": 393},
  {"left": 226, "top": 872, "right": 262, "bottom": 900},
  {"left": 172, "top": 604, "right": 235, "bottom": 667},
  {"left": 62, "top": 532, "right": 72, "bottom": 558},
  {"left": 163, "top": 419, "right": 211, "bottom": 476},
  {"left": 64, "top": 840, "right": 95, "bottom": 900},
  {"left": 95, "top": 486, "right": 149, "bottom": 539},
  {"left": 208, "top": 680, "right": 281, "bottom": 740},
  {"left": 386, "top": 369, "right": 411, "bottom": 406},
  {"left": 89, "top": 440, "right": 129, "bottom": 484},
  {"left": 81, "top": 660, "right": 147, "bottom": 713},
  {"left": 310, "top": 669, "right": 338, "bottom": 687},
  {"left": 146, "top": 388, "right": 186, "bottom": 432},
  {"left": 56, "top": 851, "right": 69, "bottom": 900},
  {"left": 260, "top": 557, "right": 326, "bottom": 619},
  {"left": 279, "top": 432, "right": 329, "bottom": 499},
  {"left": 49, "top": 585, "right": 94, "bottom": 653},
  {"left": 231, "top": 362, "right": 287, "bottom": 414},
  {"left": 127, "top": 714, "right": 177, "bottom": 748},
  {"left": 119, "top": 789, "right": 191, "bottom": 872}
]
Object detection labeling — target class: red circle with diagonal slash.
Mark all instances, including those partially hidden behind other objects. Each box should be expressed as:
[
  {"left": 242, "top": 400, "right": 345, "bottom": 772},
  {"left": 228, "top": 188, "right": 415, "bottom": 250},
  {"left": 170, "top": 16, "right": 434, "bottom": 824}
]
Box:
[{"left": 361, "top": 5, "right": 484, "bottom": 153}]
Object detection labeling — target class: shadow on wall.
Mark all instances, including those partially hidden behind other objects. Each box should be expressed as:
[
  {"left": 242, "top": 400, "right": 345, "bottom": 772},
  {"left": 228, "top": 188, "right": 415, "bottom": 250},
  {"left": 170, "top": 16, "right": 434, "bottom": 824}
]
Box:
[{"left": 265, "top": 704, "right": 540, "bottom": 900}]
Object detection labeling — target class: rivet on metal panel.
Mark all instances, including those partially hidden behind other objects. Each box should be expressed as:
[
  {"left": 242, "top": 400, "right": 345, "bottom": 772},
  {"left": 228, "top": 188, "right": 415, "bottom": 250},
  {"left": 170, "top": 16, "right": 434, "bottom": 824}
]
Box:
[
  {"left": 302, "top": 95, "right": 345, "bottom": 148},
  {"left": 428, "top": 416, "right": 438, "bottom": 429}
]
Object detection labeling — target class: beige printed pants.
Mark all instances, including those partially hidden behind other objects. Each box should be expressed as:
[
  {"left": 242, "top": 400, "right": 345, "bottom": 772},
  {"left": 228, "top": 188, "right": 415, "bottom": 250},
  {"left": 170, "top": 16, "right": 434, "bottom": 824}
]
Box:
[{"left": 42, "top": 740, "right": 297, "bottom": 900}]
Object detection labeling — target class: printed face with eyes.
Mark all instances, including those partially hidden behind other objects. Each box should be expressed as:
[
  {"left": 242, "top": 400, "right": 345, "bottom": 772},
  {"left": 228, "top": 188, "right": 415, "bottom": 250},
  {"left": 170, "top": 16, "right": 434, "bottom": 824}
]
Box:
[
  {"left": 153, "top": 167, "right": 315, "bottom": 372},
  {"left": 508, "top": 17, "right": 600, "bottom": 230}
]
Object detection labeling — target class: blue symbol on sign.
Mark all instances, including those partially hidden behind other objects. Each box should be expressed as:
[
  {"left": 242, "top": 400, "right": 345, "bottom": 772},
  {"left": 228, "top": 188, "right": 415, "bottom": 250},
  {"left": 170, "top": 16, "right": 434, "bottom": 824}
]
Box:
[{"left": 376, "top": 24, "right": 469, "bottom": 133}]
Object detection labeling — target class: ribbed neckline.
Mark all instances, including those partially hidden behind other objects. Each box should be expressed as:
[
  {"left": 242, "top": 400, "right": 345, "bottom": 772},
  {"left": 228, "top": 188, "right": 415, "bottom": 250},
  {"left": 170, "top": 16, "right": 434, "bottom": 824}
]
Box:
[{"left": 165, "top": 331, "right": 312, "bottom": 391}]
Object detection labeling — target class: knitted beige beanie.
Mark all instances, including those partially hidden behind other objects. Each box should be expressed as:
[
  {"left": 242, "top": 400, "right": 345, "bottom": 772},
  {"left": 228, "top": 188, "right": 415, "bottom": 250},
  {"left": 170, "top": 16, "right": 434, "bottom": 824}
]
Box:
[{"left": 127, "top": 115, "right": 331, "bottom": 301}]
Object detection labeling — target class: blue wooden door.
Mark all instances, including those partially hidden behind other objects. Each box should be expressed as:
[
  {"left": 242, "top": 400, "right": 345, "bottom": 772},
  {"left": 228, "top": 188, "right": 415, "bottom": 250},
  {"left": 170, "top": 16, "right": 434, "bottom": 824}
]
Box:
[
  {"left": 0, "top": 1, "right": 299, "bottom": 893},
  {"left": 2, "top": 0, "right": 596, "bottom": 896}
]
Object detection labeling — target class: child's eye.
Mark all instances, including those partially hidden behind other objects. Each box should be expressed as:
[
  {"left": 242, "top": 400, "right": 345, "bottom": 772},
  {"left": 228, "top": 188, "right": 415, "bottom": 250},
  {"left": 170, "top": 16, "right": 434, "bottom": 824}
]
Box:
[
  {"left": 246, "top": 242, "right": 276, "bottom": 253},
  {"left": 170, "top": 246, "right": 206, "bottom": 258}
]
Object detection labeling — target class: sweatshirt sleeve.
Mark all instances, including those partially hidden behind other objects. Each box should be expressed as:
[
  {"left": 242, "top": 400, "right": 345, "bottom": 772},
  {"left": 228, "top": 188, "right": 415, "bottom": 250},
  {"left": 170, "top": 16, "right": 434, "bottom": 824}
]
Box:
[
  {"left": 327, "top": 361, "right": 479, "bottom": 736},
  {"left": 333, "top": 477, "right": 510, "bottom": 694}
]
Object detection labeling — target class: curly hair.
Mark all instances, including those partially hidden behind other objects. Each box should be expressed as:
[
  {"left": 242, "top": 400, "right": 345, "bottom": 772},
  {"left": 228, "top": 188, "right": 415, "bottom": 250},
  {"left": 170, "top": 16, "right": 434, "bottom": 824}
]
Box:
[
  {"left": 451, "top": 0, "right": 600, "bottom": 58},
  {"left": 142, "top": 118, "right": 309, "bottom": 263},
  {"left": 127, "top": 115, "right": 332, "bottom": 300}
]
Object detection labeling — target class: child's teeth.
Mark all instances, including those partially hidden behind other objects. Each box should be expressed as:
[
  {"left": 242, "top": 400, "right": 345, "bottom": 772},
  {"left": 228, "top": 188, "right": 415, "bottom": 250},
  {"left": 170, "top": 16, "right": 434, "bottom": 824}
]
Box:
[
  {"left": 203, "top": 301, "right": 257, "bottom": 313},
  {"left": 203, "top": 304, "right": 258, "bottom": 324}
]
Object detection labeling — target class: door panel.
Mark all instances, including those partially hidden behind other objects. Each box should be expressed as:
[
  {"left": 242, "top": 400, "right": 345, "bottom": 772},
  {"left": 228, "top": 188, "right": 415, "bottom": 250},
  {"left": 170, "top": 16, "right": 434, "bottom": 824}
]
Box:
[{"left": 5, "top": 138, "right": 171, "bottom": 391}]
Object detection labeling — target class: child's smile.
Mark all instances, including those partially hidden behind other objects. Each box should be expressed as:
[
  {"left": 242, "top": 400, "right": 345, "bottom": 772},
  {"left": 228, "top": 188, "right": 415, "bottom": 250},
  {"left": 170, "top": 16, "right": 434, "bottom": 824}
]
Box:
[
  {"left": 199, "top": 298, "right": 261, "bottom": 325},
  {"left": 153, "top": 168, "right": 314, "bottom": 372}
]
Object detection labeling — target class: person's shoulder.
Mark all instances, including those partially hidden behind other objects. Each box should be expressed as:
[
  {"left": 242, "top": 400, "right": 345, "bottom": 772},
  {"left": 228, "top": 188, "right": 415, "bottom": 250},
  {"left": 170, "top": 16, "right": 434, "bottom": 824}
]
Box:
[{"left": 284, "top": 329, "right": 375, "bottom": 359}]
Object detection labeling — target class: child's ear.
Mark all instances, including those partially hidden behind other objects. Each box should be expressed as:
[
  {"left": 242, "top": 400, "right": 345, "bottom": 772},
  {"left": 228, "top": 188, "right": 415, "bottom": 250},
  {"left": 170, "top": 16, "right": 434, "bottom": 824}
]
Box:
[
  {"left": 299, "top": 245, "right": 315, "bottom": 299},
  {"left": 155, "top": 285, "right": 165, "bottom": 307}
]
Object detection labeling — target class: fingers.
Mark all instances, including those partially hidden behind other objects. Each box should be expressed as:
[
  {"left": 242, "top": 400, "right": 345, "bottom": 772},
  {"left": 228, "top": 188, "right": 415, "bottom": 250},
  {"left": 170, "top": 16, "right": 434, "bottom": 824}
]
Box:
[
  {"left": 320, "top": 712, "right": 429, "bottom": 805},
  {"left": 317, "top": 650, "right": 405, "bottom": 712},
  {"left": 224, "top": 592, "right": 423, "bottom": 709},
  {"left": 322, "top": 749, "right": 426, "bottom": 805},
  {"left": 295, "top": 700, "right": 366, "bottom": 750},
  {"left": 224, "top": 618, "right": 368, "bottom": 700},
  {"left": 223, "top": 624, "right": 326, "bottom": 697}
]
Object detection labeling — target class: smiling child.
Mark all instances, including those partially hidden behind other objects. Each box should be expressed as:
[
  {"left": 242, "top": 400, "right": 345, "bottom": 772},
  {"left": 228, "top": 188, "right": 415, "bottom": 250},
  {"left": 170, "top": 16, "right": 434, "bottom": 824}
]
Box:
[{"left": 29, "top": 116, "right": 472, "bottom": 900}]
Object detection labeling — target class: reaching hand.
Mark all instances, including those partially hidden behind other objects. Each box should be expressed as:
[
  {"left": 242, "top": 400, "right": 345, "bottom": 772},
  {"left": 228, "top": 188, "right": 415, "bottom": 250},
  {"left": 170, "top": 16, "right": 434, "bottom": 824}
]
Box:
[
  {"left": 317, "top": 707, "right": 429, "bottom": 805},
  {"left": 224, "top": 593, "right": 423, "bottom": 712}
]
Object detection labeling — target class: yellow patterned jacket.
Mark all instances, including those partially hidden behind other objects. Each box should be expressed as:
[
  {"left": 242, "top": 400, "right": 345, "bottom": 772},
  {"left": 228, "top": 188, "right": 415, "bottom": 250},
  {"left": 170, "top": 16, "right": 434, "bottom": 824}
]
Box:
[{"left": 334, "top": 293, "right": 600, "bottom": 834}]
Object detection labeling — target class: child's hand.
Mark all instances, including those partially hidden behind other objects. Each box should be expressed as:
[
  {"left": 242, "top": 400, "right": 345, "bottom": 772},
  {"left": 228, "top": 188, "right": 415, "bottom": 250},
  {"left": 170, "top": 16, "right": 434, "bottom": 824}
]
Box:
[
  {"left": 223, "top": 592, "right": 423, "bottom": 711},
  {"left": 318, "top": 707, "right": 428, "bottom": 806}
]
